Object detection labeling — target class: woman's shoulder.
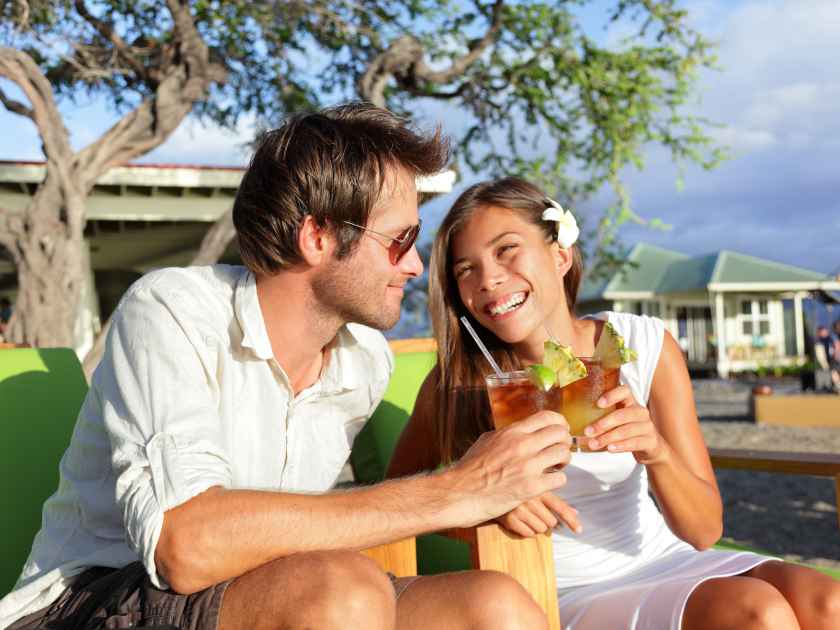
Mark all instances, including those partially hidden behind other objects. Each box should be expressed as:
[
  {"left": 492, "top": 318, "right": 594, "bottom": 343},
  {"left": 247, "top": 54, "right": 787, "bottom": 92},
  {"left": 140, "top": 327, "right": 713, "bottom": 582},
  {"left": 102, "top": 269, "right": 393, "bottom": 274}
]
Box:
[{"left": 587, "top": 310, "right": 665, "bottom": 343}]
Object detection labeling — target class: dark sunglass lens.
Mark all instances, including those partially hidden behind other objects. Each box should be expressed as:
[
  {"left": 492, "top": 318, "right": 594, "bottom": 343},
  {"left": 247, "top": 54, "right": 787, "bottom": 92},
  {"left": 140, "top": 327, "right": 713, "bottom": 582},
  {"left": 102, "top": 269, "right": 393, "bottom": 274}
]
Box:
[{"left": 391, "top": 224, "right": 420, "bottom": 264}]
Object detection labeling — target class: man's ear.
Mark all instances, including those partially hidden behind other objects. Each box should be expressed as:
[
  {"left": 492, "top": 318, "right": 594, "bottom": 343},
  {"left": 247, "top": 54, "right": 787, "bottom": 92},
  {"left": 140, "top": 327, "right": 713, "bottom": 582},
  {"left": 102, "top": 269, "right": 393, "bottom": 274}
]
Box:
[
  {"left": 551, "top": 242, "right": 574, "bottom": 278},
  {"left": 298, "top": 215, "right": 335, "bottom": 267}
]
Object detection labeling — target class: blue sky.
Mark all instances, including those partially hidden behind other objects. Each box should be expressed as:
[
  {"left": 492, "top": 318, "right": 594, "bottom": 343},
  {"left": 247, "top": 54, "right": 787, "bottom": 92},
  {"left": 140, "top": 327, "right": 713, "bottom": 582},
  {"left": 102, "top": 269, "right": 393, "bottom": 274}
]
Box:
[{"left": 1, "top": 0, "right": 838, "bottom": 276}]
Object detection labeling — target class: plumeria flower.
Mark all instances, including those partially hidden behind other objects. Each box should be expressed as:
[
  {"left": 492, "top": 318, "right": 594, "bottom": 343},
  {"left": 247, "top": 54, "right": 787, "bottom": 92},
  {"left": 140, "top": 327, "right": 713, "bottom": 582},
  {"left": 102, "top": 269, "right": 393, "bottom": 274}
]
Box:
[{"left": 541, "top": 197, "right": 580, "bottom": 248}]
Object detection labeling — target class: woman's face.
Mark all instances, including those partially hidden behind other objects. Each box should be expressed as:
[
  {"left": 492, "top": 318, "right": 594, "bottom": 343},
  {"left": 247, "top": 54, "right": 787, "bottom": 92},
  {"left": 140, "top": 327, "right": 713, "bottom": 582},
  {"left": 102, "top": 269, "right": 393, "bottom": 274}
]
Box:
[{"left": 450, "top": 205, "right": 567, "bottom": 344}]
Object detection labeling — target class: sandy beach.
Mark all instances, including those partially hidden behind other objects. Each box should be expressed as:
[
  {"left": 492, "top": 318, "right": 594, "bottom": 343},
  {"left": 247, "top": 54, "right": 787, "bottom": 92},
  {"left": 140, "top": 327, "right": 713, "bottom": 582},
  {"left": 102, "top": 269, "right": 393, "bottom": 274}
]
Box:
[{"left": 695, "top": 378, "right": 840, "bottom": 572}]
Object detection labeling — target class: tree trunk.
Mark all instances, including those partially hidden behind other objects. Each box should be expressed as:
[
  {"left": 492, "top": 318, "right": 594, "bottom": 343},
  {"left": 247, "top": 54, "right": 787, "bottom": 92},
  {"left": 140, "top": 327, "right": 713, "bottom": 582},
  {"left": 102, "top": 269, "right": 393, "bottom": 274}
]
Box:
[
  {"left": 82, "top": 206, "right": 235, "bottom": 379},
  {"left": 191, "top": 207, "right": 235, "bottom": 266},
  {"left": 3, "top": 175, "right": 86, "bottom": 348}
]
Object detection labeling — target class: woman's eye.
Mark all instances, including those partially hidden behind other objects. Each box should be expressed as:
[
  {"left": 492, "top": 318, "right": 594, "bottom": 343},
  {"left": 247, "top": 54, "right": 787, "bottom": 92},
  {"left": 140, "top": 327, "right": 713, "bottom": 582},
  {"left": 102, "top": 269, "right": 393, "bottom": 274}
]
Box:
[
  {"left": 454, "top": 266, "right": 471, "bottom": 279},
  {"left": 498, "top": 244, "right": 518, "bottom": 257}
]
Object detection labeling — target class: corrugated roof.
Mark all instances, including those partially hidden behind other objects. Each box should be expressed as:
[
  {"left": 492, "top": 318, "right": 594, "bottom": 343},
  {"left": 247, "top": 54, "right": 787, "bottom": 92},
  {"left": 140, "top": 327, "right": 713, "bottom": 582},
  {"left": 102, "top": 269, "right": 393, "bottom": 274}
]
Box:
[
  {"left": 657, "top": 253, "right": 718, "bottom": 293},
  {"left": 578, "top": 243, "right": 687, "bottom": 299},
  {"left": 711, "top": 250, "right": 827, "bottom": 284},
  {"left": 579, "top": 244, "right": 836, "bottom": 301}
]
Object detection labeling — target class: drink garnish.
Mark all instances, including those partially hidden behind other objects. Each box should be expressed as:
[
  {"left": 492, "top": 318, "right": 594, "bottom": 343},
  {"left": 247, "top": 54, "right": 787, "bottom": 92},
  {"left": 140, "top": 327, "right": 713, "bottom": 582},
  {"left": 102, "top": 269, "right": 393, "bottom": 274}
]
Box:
[
  {"left": 592, "top": 322, "right": 638, "bottom": 369},
  {"left": 526, "top": 364, "right": 557, "bottom": 391},
  {"left": 527, "top": 341, "right": 588, "bottom": 390},
  {"left": 544, "top": 340, "right": 588, "bottom": 386}
]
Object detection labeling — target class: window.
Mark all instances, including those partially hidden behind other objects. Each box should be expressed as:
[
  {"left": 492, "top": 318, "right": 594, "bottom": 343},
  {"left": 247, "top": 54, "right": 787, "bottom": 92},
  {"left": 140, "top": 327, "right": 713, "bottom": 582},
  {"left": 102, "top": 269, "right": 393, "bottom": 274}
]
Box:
[{"left": 738, "top": 299, "right": 771, "bottom": 338}]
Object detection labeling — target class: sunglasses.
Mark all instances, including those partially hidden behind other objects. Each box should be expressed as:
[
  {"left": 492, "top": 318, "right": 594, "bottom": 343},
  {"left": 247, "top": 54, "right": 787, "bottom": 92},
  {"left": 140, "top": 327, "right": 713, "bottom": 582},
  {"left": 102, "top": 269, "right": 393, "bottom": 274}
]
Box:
[{"left": 343, "top": 220, "right": 422, "bottom": 265}]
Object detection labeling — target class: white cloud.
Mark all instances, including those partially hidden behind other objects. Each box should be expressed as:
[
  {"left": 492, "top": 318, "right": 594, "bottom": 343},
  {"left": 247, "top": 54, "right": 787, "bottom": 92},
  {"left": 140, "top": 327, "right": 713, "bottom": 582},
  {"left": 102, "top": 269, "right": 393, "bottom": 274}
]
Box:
[
  {"left": 691, "top": 0, "right": 840, "bottom": 156},
  {"left": 711, "top": 126, "right": 777, "bottom": 152}
]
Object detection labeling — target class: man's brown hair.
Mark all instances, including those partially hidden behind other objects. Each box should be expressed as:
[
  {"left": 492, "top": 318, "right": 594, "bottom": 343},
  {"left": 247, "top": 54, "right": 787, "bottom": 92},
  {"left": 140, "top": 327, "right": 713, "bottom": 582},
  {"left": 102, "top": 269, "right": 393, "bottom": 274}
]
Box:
[{"left": 233, "top": 102, "right": 450, "bottom": 274}]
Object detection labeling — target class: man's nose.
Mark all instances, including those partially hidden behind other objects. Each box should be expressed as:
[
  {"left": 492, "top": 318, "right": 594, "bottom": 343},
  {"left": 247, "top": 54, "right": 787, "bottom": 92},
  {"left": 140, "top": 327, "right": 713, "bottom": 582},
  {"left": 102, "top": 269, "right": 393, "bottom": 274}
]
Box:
[{"left": 399, "top": 244, "right": 424, "bottom": 277}]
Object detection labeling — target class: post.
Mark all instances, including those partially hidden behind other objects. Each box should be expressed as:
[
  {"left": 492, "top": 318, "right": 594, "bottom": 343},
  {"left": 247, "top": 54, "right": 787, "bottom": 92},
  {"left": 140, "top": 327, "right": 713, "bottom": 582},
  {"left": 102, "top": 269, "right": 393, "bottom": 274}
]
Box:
[
  {"left": 793, "top": 293, "right": 805, "bottom": 359},
  {"left": 714, "top": 292, "right": 728, "bottom": 378}
]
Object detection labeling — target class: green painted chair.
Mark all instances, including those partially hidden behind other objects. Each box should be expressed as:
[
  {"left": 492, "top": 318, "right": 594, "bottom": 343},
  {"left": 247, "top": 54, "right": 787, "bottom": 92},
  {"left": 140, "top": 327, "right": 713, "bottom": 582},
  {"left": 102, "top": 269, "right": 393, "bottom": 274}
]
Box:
[
  {"left": 350, "top": 349, "right": 473, "bottom": 575},
  {"left": 0, "top": 347, "right": 88, "bottom": 596}
]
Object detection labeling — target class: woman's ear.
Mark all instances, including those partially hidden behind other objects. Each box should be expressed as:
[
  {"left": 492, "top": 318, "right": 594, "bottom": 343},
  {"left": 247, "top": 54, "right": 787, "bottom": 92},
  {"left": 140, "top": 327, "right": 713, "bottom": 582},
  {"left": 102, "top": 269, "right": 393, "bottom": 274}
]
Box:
[
  {"left": 298, "top": 215, "right": 336, "bottom": 267},
  {"left": 551, "top": 242, "right": 574, "bottom": 277}
]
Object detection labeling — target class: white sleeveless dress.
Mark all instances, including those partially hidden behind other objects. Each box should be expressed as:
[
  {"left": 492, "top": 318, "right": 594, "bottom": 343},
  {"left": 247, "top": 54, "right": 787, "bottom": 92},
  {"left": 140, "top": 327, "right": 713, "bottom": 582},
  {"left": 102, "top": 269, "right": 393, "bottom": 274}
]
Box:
[{"left": 553, "top": 311, "right": 772, "bottom": 630}]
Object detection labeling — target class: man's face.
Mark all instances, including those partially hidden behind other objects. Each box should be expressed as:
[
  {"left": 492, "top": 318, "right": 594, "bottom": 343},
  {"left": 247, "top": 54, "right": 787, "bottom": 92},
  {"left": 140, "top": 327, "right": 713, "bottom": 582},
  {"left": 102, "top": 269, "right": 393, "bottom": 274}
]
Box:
[{"left": 313, "top": 165, "right": 423, "bottom": 330}]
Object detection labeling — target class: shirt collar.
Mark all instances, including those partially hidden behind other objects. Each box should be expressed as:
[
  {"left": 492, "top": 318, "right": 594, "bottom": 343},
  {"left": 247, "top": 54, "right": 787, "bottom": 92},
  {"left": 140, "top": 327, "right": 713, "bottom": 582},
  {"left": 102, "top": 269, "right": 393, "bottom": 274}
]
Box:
[
  {"left": 318, "top": 325, "right": 362, "bottom": 394},
  {"left": 235, "top": 269, "right": 364, "bottom": 393},
  {"left": 234, "top": 269, "right": 274, "bottom": 361}
]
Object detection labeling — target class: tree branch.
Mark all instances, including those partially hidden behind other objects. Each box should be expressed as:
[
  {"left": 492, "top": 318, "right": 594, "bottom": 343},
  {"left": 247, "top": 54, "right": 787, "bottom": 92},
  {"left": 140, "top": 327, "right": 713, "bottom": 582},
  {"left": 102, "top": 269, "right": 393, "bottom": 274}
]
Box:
[
  {"left": 358, "top": 0, "right": 504, "bottom": 107},
  {"left": 413, "top": 0, "right": 505, "bottom": 84},
  {"left": 0, "top": 84, "right": 34, "bottom": 118},
  {"left": 75, "top": 0, "right": 227, "bottom": 186},
  {"left": 190, "top": 207, "right": 235, "bottom": 266},
  {"left": 0, "top": 47, "right": 73, "bottom": 162},
  {"left": 73, "top": 0, "right": 150, "bottom": 80}
]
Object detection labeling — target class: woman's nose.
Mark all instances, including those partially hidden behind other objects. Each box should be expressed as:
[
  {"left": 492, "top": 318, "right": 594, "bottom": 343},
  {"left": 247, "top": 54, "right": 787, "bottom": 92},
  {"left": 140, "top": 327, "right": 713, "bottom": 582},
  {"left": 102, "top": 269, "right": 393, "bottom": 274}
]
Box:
[{"left": 478, "top": 263, "right": 506, "bottom": 291}]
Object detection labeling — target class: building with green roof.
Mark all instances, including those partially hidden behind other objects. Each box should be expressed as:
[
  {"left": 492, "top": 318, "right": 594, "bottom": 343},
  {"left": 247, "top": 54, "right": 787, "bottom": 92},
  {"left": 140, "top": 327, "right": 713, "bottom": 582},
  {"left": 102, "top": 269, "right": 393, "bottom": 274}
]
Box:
[{"left": 578, "top": 243, "right": 840, "bottom": 377}]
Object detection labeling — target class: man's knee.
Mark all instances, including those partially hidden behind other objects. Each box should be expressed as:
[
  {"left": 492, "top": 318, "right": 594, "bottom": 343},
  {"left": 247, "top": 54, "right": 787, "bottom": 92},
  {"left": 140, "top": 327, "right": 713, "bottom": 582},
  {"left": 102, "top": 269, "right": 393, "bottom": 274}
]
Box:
[
  {"left": 458, "top": 570, "right": 548, "bottom": 630},
  {"left": 224, "top": 550, "right": 396, "bottom": 630},
  {"left": 312, "top": 550, "right": 397, "bottom": 627}
]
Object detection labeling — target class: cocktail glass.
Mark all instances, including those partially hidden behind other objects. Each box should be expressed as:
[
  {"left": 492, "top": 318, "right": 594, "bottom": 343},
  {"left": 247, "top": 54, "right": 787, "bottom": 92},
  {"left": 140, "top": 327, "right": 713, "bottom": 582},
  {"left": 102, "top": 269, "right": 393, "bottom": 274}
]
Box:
[
  {"left": 562, "top": 357, "right": 620, "bottom": 451},
  {"left": 485, "top": 370, "right": 565, "bottom": 429},
  {"left": 485, "top": 370, "right": 566, "bottom": 470}
]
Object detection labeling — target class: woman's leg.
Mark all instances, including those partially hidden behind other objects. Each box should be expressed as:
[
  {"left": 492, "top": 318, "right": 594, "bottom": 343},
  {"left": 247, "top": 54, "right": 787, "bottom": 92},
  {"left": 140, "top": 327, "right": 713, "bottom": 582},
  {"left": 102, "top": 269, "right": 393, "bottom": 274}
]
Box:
[
  {"left": 682, "top": 575, "right": 799, "bottom": 630},
  {"left": 746, "top": 561, "right": 840, "bottom": 630},
  {"left": 395, "top": 570, "right": 549, "bottom": 630}
]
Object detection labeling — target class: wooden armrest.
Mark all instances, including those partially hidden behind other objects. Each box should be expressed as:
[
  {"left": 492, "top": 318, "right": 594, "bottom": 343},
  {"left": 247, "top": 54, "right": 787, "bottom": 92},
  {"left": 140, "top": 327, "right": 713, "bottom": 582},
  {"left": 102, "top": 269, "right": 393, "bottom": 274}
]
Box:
[
  {"left": 710, "top": 447, "right": 840, "bottom": 530},
  {"left": 360, "top": 537, "right": 417, "bottom": 577},
  {"left": 441, "top": 523, "right": 561, "bottom": 630}
]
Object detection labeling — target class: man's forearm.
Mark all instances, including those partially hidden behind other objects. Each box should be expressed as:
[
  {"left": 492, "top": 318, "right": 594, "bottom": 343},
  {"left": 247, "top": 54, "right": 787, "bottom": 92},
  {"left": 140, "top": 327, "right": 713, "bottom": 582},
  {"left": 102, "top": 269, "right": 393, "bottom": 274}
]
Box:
[{"left": 157, "top": 471, "right": 464, "bottom": 594}]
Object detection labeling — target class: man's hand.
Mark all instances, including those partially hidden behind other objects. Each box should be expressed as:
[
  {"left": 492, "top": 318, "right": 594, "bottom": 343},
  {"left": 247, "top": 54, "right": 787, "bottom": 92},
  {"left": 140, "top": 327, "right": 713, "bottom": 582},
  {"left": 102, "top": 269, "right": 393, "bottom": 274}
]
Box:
[
  {"left": 497, "top": 493, "right": 581, "bottom": 537},
  {"left": 440, "top": 410, "right": 571, "bottom": 527}
]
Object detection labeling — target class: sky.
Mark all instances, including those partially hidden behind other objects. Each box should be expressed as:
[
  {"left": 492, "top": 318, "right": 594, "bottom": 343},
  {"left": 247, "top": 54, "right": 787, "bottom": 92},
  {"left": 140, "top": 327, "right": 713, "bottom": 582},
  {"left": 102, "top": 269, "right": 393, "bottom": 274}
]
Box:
[{"left": 1, "top": 0, "right": 839, "bottom": 277}]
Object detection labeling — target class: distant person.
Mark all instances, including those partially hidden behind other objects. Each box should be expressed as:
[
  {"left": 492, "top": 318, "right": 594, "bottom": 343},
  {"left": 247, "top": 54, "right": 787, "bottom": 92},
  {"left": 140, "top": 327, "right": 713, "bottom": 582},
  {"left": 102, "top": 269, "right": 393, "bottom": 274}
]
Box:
[
  {"left": 0, "top": 296, "right": 12, "bottom": 342},
  {"left": 831, "top": 320, "right": 840, "bottom": 392},
  {"left": 815, "top": 326, "right": 834, "bottom": 391},
  {"left": 389, "top": 176, "right": 840, "bottom": 630},
  {"left": 0, "top": 105, "right": 568, "bottom": 630}
]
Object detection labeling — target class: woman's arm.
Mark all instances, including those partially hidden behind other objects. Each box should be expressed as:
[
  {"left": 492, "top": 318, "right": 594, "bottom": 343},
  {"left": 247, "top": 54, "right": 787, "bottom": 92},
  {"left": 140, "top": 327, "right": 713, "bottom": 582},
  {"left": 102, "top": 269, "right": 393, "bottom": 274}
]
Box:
[
  {"left": 386, "top": 369, "right": 443, "bottom": 478},
  {"left": 645, "top": 332, "right": 723, "bottom": 548},
  {"left": 583, "top": 331, "right": 722, "bottom": 549}
]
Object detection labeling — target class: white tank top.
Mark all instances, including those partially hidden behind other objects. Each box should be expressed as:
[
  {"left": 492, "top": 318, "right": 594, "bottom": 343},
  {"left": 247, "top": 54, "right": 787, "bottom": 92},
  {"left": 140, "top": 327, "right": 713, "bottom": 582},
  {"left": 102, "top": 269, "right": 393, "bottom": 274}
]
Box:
[{"left": 552, "top": 311, "right": 693, "bottom": 590}]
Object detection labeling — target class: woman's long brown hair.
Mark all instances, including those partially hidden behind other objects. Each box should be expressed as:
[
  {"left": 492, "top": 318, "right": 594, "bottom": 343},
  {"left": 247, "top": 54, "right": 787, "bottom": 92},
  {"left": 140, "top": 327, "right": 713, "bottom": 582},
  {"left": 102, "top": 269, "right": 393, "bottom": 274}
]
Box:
[{"left": 428, "top": 177, "right": 583, "bottom": 463}]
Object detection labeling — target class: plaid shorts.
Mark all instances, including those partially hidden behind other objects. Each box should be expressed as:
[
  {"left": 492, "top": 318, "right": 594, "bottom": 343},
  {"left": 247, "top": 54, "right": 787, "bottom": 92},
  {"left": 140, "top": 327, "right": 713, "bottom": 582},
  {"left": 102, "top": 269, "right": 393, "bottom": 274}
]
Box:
[{"left": 9, "top": 562, "right": 421, "bottom": 629}]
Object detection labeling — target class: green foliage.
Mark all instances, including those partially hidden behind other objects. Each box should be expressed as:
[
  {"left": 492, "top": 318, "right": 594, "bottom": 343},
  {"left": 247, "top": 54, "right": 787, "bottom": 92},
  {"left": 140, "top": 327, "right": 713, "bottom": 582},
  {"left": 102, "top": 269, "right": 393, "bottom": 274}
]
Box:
[{"left": 2, "top": 1, "right": 723, "bottom": 336}]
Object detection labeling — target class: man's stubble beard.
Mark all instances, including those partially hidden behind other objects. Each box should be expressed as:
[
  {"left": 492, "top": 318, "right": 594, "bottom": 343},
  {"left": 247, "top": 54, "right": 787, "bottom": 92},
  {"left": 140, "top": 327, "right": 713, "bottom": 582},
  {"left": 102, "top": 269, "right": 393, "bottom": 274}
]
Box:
[{"left": 311, "top": 256, "right": 402, "bottom": 331}]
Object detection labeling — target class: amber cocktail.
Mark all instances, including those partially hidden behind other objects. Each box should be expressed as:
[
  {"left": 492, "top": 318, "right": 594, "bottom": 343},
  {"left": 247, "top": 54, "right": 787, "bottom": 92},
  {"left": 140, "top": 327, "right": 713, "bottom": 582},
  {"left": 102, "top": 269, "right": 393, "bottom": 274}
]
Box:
[
  {"left": 562, "top": 357, "right": 619, "bottom": 449},
  {"left": 485, "top": 370, "right": 564, "bottom": 429}
]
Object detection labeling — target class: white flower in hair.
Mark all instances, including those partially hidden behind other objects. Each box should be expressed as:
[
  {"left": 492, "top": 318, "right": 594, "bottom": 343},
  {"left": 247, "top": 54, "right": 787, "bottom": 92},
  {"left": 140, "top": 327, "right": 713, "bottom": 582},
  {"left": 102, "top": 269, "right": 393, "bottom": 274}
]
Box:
[{"left": 541, "top": 197, "right": 579, "bottom": 248}]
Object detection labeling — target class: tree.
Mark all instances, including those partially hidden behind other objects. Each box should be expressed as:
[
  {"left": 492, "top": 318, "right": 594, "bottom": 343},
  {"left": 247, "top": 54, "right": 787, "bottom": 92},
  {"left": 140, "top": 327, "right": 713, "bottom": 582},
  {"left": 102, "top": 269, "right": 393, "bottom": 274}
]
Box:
[{"left": 1, "top": 0, "right": 720, "bottom": 350}]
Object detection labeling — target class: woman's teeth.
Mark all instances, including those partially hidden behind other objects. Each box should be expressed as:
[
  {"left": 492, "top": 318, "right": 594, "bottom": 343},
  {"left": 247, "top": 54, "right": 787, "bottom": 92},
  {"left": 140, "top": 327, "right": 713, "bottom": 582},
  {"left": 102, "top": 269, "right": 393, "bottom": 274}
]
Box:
[{"left": 488, "top": 293, "right": 527, "bottom": 316}]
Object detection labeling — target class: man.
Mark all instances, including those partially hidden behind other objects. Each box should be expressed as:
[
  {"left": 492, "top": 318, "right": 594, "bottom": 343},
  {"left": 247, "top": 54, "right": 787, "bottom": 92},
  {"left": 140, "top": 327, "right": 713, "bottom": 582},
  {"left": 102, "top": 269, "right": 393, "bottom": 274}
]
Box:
[{"left": 0, "top": 103, "right": 572, "bottom": 630}]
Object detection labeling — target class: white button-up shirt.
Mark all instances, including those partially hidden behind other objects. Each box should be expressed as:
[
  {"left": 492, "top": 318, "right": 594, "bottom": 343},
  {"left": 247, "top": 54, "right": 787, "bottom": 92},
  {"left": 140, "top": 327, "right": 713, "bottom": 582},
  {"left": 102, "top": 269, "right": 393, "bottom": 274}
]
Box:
[{"left": 0, "top": 265, "right": 393, "bottom": 628}]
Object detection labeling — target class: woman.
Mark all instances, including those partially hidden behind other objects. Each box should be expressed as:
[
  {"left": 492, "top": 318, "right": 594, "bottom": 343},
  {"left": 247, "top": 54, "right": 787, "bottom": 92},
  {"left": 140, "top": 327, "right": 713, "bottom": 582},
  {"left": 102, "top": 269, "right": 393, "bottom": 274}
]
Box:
[{"left": 388, "top": 177, "right": 840, "bottom": 629}]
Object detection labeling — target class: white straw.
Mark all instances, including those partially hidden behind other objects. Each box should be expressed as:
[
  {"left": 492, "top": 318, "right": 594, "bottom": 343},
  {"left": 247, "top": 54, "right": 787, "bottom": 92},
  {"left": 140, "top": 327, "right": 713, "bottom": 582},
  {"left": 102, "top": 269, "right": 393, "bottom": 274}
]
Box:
[{"left": 460, "top": 316, "right": 503, "bottom": 377}]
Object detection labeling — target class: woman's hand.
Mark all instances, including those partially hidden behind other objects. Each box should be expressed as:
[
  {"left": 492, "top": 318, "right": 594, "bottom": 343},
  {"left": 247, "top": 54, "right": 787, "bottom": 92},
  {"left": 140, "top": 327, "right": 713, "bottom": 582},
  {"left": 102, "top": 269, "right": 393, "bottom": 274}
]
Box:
[
  {"left": 497, "top": 492, "right": 581, "bottom": 537},
  {"left": 582, "top": 385, "right": 668, "bottom": 465}
]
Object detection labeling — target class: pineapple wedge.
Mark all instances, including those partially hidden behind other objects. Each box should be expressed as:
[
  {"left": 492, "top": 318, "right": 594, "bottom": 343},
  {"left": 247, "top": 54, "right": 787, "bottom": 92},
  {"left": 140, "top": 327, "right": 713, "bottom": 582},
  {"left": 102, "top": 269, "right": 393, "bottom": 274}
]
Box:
[
  {"left": 543, "top": 340, "right": 588, "bottom": 387},
  {"left": 592, "top": 322, "right": 638, "bottom": 369}
]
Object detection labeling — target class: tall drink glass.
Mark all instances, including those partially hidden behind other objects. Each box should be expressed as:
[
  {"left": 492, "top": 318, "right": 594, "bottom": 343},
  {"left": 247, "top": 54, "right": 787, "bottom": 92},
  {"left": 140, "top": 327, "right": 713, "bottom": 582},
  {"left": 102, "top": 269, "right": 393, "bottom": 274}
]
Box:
[
  {"left": 485, "top": 370, "right": 564, "bottom": 429},
  {"left": 562, "top": 358, "right": 620, "bottom": 451}
]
